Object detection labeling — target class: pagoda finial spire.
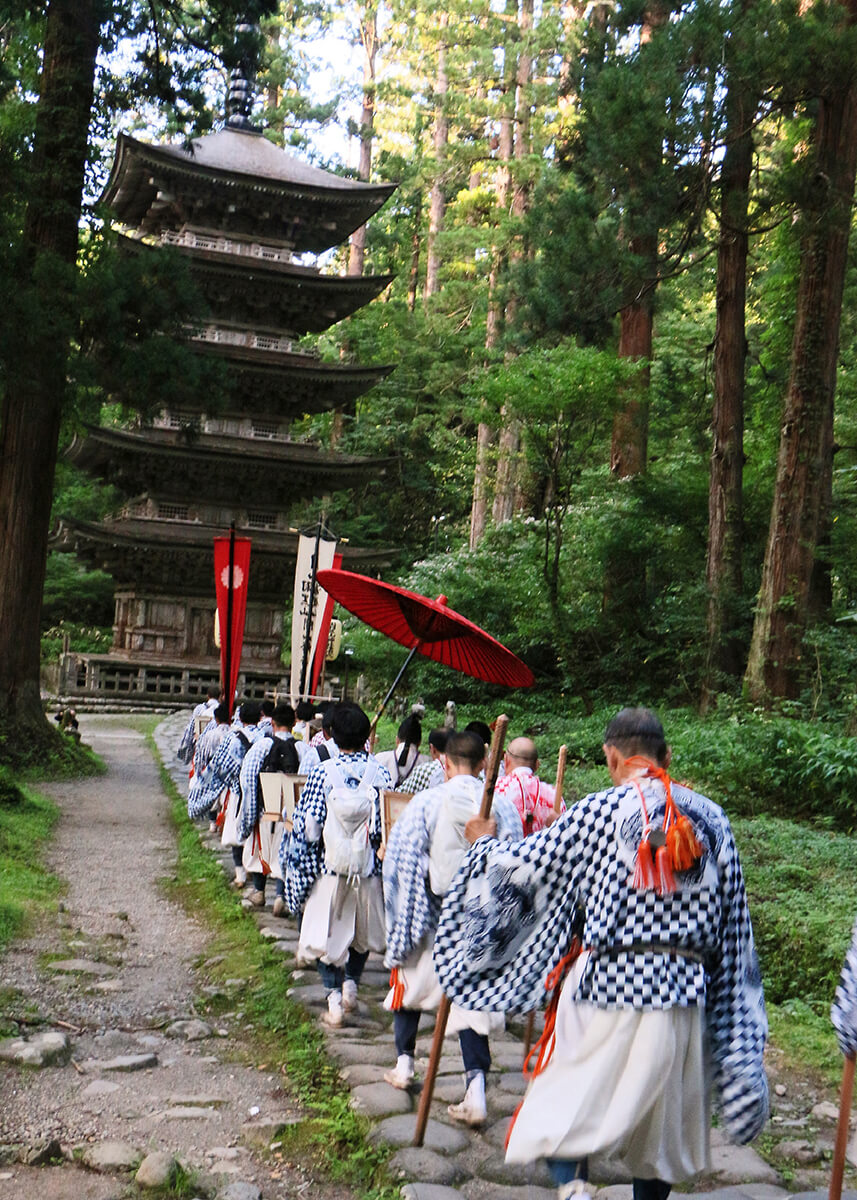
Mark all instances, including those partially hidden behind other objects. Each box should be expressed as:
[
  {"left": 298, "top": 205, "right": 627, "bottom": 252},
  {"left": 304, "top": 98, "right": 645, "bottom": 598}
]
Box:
[{"left": 225, "top": 21, "right": 259, "bottom": 130}]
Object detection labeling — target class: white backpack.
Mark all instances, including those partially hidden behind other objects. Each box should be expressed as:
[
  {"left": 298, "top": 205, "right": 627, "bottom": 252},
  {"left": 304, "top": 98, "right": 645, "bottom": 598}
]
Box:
[{"left": 323, "top": 760, "right": 381, "bottom": 879}]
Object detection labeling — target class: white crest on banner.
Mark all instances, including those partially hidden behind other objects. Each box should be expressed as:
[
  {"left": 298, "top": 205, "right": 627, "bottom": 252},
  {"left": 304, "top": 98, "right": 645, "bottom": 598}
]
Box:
[{"left": 290, "top": 533, "right": 337, "bottom": 703}]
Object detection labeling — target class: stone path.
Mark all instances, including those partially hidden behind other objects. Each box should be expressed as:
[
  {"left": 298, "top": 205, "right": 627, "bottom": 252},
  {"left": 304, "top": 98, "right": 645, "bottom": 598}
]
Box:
[
  {"left": 1, "top": 710, "right": 855, "bottom": 1200},
  {"left": 154, "top": 712, "right": 857, "bottom": 1200}
]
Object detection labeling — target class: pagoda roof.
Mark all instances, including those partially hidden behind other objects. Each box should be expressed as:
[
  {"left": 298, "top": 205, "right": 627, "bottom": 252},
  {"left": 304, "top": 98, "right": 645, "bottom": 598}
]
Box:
[
  {"left": 118, "top": 235, "right": 393, "bottom": 336},
  {"left": 191, "top": 341, "right": 393, "bottom": 417},
  {"left": 102, "top": 129, "right": 396, "bottom": 253},
  {"left": 66, "top": 426, "right": 396, "bottom": 507},
  {"left": 52, "top": 516, "right": 396, "bottom": 599}
]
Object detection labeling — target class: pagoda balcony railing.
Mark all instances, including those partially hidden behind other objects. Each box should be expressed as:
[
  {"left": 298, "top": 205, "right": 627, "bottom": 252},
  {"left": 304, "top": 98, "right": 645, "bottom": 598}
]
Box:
[
  {"left": 189, "top": 324, "right": 318, "bottom": 357},
  {"left": 161, "top": 228, "right": 295, "bottom": 264}
]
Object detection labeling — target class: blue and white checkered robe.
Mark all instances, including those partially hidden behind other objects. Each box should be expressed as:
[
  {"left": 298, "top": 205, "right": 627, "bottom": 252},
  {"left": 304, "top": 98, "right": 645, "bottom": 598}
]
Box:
[
  {"left": 177, "top": 699, "right": 217, "bottom": 764},
  {"left": 832, "top": 914, "right": 857, "bottom": 1057},
  {"left": 434, "top": 777, "right": 768, "bottom": 1144},
  {"left": 237, "top": 735, "right": 274, "bottom": 842},
  {"left": 282, "top": 751, "right": 392, "bottom": 914},
  {"left": 187, "top": 723, "right": 262, "bottom": 819},
  {"left": 383, "top": 775, "right": 523, "bottom": 969},
  {"left": 193, "top": 720, "right": 230, "bottom": 776}
]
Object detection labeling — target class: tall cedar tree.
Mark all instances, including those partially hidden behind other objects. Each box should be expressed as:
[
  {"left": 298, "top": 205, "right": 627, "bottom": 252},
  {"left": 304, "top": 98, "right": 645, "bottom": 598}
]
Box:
[
  {"left": 703, "top": 4, "right": 756, "bottom": 692},
  {"left": 0, "top": 0, "right": 105, "bottom": 739},
  {"left": 745, "top": 0, "right": 857, "bottom": 701},
  {"left": 0, "top": 2, "right": 274, "bottom": 755}
]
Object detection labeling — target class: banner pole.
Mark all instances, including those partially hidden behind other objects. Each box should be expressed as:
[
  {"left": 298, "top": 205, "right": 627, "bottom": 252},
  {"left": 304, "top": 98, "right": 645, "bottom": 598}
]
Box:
[
  {"left": 413, "top": 714, "right": 509, "bottom": 1147},
  {"left": 225, "top": 523, "right": 236, "bottom": 719}
]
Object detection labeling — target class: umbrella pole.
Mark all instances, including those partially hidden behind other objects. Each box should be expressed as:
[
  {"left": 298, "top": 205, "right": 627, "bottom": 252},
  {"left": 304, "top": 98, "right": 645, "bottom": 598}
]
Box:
[
  {"left": 830, "top": 1053, "right": 856, "bottom": 1200},
  {"left": 370, "top": 641, "right": 421, "bottom": 748},
  {"left": 413, "top": 714, "right": 509, "bottom": 1147}
]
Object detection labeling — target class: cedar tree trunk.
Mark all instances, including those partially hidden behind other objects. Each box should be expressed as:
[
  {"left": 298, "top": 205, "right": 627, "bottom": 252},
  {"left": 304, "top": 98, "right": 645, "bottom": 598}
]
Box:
[
  {"left": 0, "top": 0, "right": 103, "bottom": 740},
  {"left": 745, "top": 15, "right": 857, "bottom": 701}
]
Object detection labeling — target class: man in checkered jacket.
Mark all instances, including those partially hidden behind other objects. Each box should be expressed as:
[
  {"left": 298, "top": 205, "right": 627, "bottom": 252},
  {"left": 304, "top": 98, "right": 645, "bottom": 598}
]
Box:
[{"left": 434, "top": 707, "right": 768, "bottom": 1200}]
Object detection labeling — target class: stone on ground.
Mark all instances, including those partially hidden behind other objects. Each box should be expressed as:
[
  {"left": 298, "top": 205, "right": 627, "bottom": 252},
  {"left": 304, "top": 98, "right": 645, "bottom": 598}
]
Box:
[
  {"left": 165, "top": 1018, "right": 212, "bottom": 1041},
  {"left": 221, "top": 1182, "right": 262, "bottom": 1200},
  {"left": 0, "top": 1032, "right": 71, "bottom": 1067},
  {"left": 389, "top": 1146, "right": 470, "bottom": 1185},
  {"left": 401, "top": 1185, "right": 466, "bottom": 1200},
  {"left": 369, "top": 1114, "right": 470, "bottom": 1154},
  {"left": 92, "top": 1052, "right": 158, "bottom": 1072},
  {"left": 23, "top": 1138, "right": 63, "bottom": 1165},
  {"left": 82, "top": 1140, "right": 141, "bottom": 1171},
  {"left": 47, "top": 958, "right": 114, "bottom": 975},
  {"left": 350, "top": 1081, "right": 413, "bottom": 1117},
  {"left": 135, "top": 1150, "right": 178, "bottom": 1188},
  {"left": 708, "top": 1141, "right": 782, "bottom": 1185}
]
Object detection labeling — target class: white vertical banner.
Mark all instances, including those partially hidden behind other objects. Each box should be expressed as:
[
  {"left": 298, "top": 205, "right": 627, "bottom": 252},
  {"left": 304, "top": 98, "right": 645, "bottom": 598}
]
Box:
[{"left": 290, "top": 533, "right": 337, "bottom": 703}]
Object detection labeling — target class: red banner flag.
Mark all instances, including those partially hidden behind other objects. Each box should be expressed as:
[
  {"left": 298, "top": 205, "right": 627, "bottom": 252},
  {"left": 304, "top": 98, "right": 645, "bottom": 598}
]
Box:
[
  {"left": 214, "top": 534, "right": 252, "bottom": 717},
  {"left": 310, "top": 552, "right": 343, "bottom": 696}
]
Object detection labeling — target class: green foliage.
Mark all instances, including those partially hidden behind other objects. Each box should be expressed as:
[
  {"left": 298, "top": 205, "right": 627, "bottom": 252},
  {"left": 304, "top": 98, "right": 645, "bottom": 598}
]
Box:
[
  {"left": 41, "top": 621, "right": 112, "bottom": 662},
  {"left": 0, "top": 715, "right": 104, "bottom": 776},
  {"left": 0, "top": 769, "right": 60, "bottom": 953},
  {"left": 733, "top": 813, "right": 857, "bottom": 1006},
  {"left": 41, "top": 564, "right": 114, "bottom": 632}
]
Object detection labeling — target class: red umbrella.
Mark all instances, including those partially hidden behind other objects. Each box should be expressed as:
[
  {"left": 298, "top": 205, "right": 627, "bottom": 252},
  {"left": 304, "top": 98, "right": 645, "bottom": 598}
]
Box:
[{"left": 316, "top": 568, "right": 534, "bottom": 724}]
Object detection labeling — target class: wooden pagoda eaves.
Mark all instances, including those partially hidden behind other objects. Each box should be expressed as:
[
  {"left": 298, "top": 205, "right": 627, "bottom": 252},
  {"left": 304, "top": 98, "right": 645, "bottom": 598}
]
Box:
[
  {"left": 53, "top": 516, "right": 396, "bottom": 600},
  {"left": 118, "top": 235, "right": 394, "bottom": 336},
  {"left": 188, "top": 342, "right": 393, "bottom": 417},
  {"left": 65, "top": 426, "right": 397, "bottom": 507},
  {"left": 102, "top": 129, "right": 397, "bottom": 253}
]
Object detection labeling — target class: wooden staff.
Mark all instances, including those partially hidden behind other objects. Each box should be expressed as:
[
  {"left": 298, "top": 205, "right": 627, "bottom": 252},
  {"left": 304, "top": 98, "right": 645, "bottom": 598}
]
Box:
[
  {"left": 522, "top": 745, "right": 569, "bottom": 1063},
  {"left": 412, "top": 713, "right": 509, "bottom": 1148},
  {"left": 554, "top": 744, "right": 568, "bottom": 813},
  {"left": 830, "top": 1053, "right": 856, "bottom": 1200}
]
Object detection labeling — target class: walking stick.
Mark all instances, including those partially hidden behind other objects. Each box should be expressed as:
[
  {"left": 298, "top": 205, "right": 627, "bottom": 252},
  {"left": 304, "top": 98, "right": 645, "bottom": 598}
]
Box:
[
  {"left": 554, "top": 744, "right": 568, "bottom": 814},
  {"left": 412, "top": 714, "right": 510, "bottom": 1148},
  {"left": 522, "top": 745, "right": 569, "bottom": 1065},
  {"left": 830, "top": 1053, "right": 856, "bottom": 1200}
]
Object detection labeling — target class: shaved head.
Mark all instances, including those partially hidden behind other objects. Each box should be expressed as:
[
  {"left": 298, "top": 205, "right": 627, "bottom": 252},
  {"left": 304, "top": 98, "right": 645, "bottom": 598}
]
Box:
[{"left": 506, "top": 737, "right": 538, "bottom": 767}]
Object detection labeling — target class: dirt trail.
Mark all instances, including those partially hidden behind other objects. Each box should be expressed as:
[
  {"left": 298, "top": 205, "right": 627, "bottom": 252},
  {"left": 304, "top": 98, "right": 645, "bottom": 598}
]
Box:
[{"left": 0, "top": 713, "right": 309, "bottom": 1200}]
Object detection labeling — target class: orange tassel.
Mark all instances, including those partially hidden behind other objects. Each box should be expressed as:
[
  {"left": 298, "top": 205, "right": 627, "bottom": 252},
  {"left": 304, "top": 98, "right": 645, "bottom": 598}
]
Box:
[
  {"left": 632, "top": 837, "right": 657, "bottom": 890},
  {"left": 655, "top": 844, "right": 676, "bottom": 895},
  {"left": 389, "top": 967, "right": 404, "bottom": 1011},
  {"left": 666, "top": 815, "right": 703, "bottom": 871}
]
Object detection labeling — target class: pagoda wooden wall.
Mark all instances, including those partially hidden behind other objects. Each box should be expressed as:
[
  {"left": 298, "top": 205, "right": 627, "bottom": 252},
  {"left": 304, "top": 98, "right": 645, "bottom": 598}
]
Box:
[{"left": 112, "top": 590, "right": 283, "bottom": 670}]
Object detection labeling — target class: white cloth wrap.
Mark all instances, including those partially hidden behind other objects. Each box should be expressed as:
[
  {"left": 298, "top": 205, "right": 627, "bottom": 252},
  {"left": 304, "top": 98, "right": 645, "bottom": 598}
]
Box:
[
  {"left": 383, "top": 931, "right": 503, "bottom": 1038},
  {"left": 243, "top": 817, "right": 286, "bottom": 879},
  {"left": 298, "top": 874, "right": 385, "bottom": 967},
  {"left": 506, "top": 952, "right": 710, "bottom": 1181},
  {"left": 220, "top": 789, "right": 243, "bottom": 848}
]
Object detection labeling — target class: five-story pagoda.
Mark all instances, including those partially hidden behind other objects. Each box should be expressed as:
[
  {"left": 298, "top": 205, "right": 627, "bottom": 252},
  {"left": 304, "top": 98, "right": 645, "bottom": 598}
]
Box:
[{"left": 53, "top": 35, "right": 397, "bottom": 702}]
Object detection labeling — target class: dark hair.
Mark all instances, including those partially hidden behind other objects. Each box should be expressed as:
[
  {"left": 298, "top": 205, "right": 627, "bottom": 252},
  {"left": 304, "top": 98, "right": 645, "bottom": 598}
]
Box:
[
  {"left": 428, "top": 727, "right": 448, "bottom": 753},
  {"left": 296, "top": 700, "right": 315, "bottom": 721},
  {"left": 239, "top": 700, "right": 263, "bottom": 726},
  {"left": 397, "top": 713, "right": 422, "bottom": 745},
  {"left": 464, "top": 720, "right": 491, "bottom": 746},
  {"left": 322, "top": 704, "right": 337, "bottom": 733},
  {"left": 445, "top": 730, "right": 486, "bottom": 769},
  {"left": 331, "top": 701, "right": 371, "bottom": 751},
  {"left": 214, "top": 703, "right": 230, "bottom": 723},
  {"left": 604, "top": 707, "right": 667, "bottom": 765},
  {"left": 207, "top": 685, "right": 221, "bottom": 699},
  {"left": 261, "top": 699, "right": 276, "bottom": 717},
  {"left": 273, "top": 703, "right": 295, "bottom": 728}
]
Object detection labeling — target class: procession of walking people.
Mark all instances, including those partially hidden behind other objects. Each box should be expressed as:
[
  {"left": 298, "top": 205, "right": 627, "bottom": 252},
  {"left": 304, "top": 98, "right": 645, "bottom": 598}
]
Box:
[{"left": 177, "top": 692, "right": 857, "bottom": 1200}]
